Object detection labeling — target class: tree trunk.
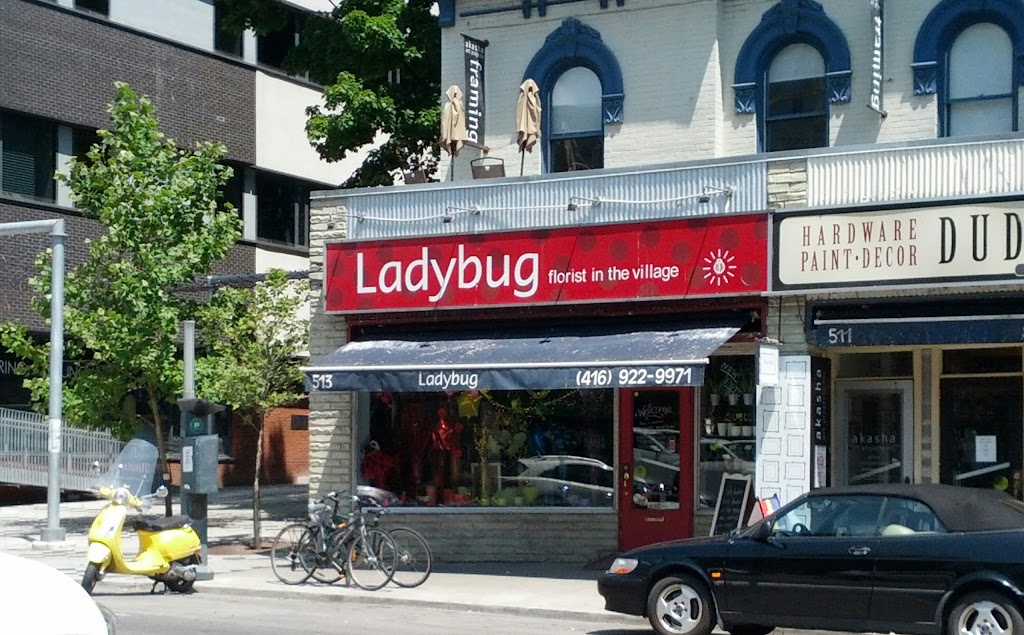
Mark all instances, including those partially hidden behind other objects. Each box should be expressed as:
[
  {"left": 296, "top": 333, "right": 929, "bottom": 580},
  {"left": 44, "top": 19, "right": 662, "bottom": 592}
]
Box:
[
  {"left": 148, "top": 389, "right": 170, "bottom": 481},
  {"left": 251, "top": 412, "right": 265, "bottom": 549}
]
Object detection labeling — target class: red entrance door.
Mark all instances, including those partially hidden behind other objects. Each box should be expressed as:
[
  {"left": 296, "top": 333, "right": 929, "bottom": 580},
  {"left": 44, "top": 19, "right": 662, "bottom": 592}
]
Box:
[{"left": 618, "top": 388, "right": 694, "bottom": 551}]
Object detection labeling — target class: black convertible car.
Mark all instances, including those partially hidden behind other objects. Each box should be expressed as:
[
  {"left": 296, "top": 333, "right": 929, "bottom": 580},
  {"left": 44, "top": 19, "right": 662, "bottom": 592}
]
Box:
[{"left": 599, "top": 483, "right": 1024, "bottom": 635}]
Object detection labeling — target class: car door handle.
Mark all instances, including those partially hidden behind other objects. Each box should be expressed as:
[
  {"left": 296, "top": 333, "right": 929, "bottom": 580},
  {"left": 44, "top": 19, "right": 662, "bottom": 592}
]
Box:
[{"left": 848, "top": 546, "right": 871, "bottom": 556}]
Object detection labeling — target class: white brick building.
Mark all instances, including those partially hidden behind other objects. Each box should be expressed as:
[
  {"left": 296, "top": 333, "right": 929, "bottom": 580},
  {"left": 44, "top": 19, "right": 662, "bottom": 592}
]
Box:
[{"left": 305, "top": 0, "right": 1024, "bottom": 563}]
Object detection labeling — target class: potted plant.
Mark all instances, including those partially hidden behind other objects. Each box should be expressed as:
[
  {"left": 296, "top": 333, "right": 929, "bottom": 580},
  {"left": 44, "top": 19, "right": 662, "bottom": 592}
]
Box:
[
  {"left": 740, "top": 373, "right": 756, "bottom": 406},
  {"left": 708, "top": 375, "right": 723, "bottom": 407}
]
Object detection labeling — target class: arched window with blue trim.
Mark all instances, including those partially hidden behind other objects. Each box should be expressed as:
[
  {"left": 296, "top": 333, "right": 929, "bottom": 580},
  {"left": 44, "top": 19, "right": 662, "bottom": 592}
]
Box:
[
  {"left": 913, "top": 0, "right": 1024, "bottom": 137},
  {"left": 765, "top": 44, "right": 828, "bottom": 151},
  {"left": 733, "top": 0, "right": 851, "bottom": 152},
  {"left": 524, "top": 18, "right": 624, "bottom": 173}
]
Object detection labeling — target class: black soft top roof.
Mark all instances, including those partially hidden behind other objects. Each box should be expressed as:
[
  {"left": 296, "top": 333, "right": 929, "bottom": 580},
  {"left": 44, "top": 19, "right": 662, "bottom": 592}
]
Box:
[{"left": 805, "top": 483, "right": 1024, "bottom": 532}]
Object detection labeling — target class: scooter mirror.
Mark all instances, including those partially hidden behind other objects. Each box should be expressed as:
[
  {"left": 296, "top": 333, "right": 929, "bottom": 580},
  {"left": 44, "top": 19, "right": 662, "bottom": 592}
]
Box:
[
  {"left": 155, "top": 485, "right": 168, "bottom": 499},
  {"left": 90, "top": 460, "right": 100, "bottom": 474}
]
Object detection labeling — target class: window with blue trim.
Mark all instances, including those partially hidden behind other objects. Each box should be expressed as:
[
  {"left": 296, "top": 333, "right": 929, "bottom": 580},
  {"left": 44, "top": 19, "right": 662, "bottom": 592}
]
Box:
[
  {"left": 733, "top": 0, "right": 851, "bottom": 152},
  {"left": 524, "top": 18, "right": 624, "bottom": 174},
  {"left": 946, "top": 23, "right": 1015, "bottom": 136},
  {"left": 912, "top": 0, "right": 1024, "bottom": 136},
  {"left": 549, "top": 67, "right": 604, "bottom": 173},
  {"left": 765, "top": 44, "right": 828, "bottom": 152}
]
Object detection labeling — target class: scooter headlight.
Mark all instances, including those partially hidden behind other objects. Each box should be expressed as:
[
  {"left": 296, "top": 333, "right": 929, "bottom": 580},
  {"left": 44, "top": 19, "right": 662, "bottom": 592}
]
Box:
[{"left": 113, "top": 488, "right": 129, "bottom": 505}]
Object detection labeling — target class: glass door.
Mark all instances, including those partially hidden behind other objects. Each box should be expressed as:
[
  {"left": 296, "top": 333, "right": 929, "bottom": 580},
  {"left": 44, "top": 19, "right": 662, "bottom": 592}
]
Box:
[{"left": 837, "top": 381, "right": 913, "bottom": 485}]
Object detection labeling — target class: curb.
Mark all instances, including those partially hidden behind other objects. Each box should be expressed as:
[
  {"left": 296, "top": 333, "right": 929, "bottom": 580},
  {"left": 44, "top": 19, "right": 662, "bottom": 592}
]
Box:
[{"left": 93, "top": 576, "right": 645, "bottom": 626}]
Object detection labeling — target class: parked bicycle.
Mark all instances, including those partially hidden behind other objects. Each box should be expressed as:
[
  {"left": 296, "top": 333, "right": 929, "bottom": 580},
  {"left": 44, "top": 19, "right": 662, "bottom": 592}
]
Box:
[
  {"left": 270, "top": 489, "right": 397, "bottom": 591},
  {"left": 343, "top": 486, "right": 434, "bottom": 589}
]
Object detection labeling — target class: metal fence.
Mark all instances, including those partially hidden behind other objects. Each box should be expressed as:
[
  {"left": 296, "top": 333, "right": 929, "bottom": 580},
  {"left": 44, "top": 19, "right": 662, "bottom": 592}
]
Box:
[{"left": 0, "top": 407, "right": 125, "bottom": 492}]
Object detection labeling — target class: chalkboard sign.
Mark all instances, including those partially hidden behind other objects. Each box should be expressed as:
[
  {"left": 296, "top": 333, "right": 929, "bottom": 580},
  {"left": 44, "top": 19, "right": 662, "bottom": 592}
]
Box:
[{"left": 710, "top": 473, "right": 753, "bottom": 536}]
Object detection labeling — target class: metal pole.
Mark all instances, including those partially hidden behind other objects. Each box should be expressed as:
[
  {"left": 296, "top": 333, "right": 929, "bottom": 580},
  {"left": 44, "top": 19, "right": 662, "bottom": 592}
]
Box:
[
  {"left": 41, "top": 222, "right": 66, "bottom": 542},
  {"left": 0, "top": 219, "right": 67, "bottom": 543},
  {"left": 183, "top": 320, "right": 195, "bottom": 401}
]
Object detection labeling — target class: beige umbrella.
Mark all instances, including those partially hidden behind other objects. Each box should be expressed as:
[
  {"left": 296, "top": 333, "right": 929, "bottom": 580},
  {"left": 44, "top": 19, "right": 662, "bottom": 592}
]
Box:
[
  {"left": 440, "top": 85, "right": 468, "bottom": 179},
  {"left": 515, "top": 78, "right": 542, "bottom": 176}
]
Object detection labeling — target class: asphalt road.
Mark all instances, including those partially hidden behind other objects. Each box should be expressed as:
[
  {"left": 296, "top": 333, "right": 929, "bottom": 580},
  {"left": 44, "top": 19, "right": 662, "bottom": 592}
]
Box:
[{"left": 97, "top": 592, "right": 654, "bottom": 635}]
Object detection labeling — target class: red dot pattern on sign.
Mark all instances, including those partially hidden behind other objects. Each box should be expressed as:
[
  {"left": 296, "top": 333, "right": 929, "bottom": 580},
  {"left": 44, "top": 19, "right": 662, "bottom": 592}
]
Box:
[
  {"left": 531, "top": 229, "right": 551, "bottom": 242},
  {"left": 741, "top": 262, "right": 763, "bottom": 287},
  {"left": 376, "top": 246, "right": 393, "bottom": 263},
  {"left": 548, "top": 286, "right": 563, "bottom": 302},
  {"left": 600, "top": 275, "right": 619, "bottom": 291},
  {"left": 551, "top": 255, "right": 571, "bottom": 272},
  {"left": 428, "top": 245, "right": 447, "bottom": 262},
  {"left": 481, "top": 284, "right": 501, "bottom": 301},
  {"left": 467, "top": 232, "right": 487, "bottom": 245},
  {"left": 578, "top": 232, "right": 597, "bottom": 252},
  {"left": 609, "top": 239, "right": 630, "bottom": 261},
  {"left": 719, "top": 228, "right": 740, "bottom": 250},
  {"left": 641, "top": 227, "right": 660, "bottom": 248},
  {"left": 639, "top": 281, "right": 660, "bottom": 297},
  {"left": 672, "top": 241, "right": 692, "bottom": 265},
  {"left": 753, "top": 220, "right": 768, "bottom": 240}
]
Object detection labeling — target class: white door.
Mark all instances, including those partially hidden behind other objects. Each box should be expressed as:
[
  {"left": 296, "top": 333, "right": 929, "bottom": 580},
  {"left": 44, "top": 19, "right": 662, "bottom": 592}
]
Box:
[{"left": 837, "top": 380, "right": 913, "bottom": 485}]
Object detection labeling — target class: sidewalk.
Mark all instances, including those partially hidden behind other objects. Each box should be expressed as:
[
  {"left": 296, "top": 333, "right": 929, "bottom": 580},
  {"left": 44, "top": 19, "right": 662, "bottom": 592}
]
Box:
[{"left": 0, "top": 485, "right": 643, "bottom": 626}]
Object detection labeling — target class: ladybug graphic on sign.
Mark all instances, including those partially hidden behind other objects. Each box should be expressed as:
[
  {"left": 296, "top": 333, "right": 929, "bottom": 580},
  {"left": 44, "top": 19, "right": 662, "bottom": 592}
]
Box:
[{"left": 702, "top": 248, "right": 737, "bottom": 287}]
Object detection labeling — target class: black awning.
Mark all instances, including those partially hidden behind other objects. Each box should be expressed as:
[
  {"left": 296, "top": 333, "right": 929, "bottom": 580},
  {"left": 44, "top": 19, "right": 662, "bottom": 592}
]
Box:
[{"left": 304, "top": 324, "right": 741, "bottom": 392}]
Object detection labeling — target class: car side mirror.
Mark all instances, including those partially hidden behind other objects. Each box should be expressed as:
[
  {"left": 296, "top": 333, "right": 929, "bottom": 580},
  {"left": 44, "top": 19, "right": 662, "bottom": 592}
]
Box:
[
  {"left": 155, "top": 485, "right": 168, "bottom": 499},
  {"left": 753, "top": 521, "right": 772, "bottom": 542},
  {"left": 90, "top": 460, "right": 101, "bottom": 474}
]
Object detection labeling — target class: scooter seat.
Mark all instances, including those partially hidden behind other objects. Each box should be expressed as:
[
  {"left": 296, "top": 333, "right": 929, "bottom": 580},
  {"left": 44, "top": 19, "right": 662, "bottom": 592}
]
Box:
[{"left": 130, "top": 515, "right": 192, "bottom": 532}]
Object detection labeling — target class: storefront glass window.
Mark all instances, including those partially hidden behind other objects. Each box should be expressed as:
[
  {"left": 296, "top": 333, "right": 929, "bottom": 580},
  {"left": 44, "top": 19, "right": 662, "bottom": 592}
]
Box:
[
  {"left": 699, "top": 356, "right": 756, "bottom": 511},
  {"left": 943, "top": 348, "right": 1022, "bottom": 375},
  {"left": 359, "top": 389, "right": 613, "bottom": 507},
  {"left": 837, "top": 352, "right": 913, "bottom": 378},
  {"left": 940, "top": 376, "right": 1023, "bottom": 495}
]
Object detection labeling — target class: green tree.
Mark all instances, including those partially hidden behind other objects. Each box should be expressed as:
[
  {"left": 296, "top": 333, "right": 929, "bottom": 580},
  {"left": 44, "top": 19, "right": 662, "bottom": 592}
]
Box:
[
  {"left": 0, "top": 82, "right": 240, "bottom": 477},
  {"left": 196, "top": 269, "right": 309, "bottom": 548},
  {"left": 219, "top": 0, "right": 441, "bottom": 186}
]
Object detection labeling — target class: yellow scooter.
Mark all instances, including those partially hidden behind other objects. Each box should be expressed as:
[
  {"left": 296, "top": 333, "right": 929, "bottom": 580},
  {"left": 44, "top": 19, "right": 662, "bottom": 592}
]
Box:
[{"left": 82, "top": 439, "right": 202, "bottom": 595}]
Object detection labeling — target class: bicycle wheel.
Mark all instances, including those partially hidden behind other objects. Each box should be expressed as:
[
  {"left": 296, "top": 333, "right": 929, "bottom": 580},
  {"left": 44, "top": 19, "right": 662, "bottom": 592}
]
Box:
[
  {"left": 270, "top": 523, "right": 316, "bottom": 585},
  {"left": 310, "top": 527, "right": 347, "bottom": 585},
  {"left": 387, "top": 527, "right": 432, "bottom": 588},
  {"left": 346, "top": 527, "right": 397, "bottom": 591}
]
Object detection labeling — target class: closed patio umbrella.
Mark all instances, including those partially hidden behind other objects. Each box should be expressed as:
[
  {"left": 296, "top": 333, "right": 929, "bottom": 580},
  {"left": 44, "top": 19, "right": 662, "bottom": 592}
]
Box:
[
  {"left": 515, "top": 78, "right": 541, "bottom": 176},
  {"left": 440, "top": 85, "right": 468, "bottom": 180}
]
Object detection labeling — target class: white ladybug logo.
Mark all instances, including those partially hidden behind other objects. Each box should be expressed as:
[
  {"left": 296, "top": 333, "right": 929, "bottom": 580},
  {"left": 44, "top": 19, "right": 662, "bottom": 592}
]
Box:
[{"left": 702, "top": 249, "right": 737, "bottom": 286}]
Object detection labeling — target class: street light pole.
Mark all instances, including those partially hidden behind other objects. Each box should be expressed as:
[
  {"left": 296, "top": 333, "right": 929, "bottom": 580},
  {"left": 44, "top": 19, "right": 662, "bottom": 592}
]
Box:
[{"left": 0, "top": 219, "right": 67, "bottom": 543}]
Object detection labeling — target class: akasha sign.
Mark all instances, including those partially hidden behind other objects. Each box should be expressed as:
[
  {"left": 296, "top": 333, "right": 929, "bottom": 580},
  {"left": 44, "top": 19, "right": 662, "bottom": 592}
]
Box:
[
  {"left": 773, "top": 200, "right": 1024, "bottom": 291},
  {"left": 324, "top": 214, "right": 767, "bottom": 313}
]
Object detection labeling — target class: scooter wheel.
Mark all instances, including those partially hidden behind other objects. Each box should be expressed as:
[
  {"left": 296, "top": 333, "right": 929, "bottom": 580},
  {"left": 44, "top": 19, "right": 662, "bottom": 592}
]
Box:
[
  {"left": 82, "top": 563, "right": 101, "bottom": 595},
  {"left": 166, "top": 555, "right": 199, "bottom": 594}
]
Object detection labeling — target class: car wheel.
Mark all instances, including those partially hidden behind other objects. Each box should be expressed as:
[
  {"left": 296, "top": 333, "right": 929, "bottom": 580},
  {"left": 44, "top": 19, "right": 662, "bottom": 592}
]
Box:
[
  {"left": 948, "top": 591, "right": 1024, "bottom": 635},
  {"left": 729, "top": 626, "right": 774, "bottom": 635},
  {"left": 646, "top": 574, "right": 714, "bottom": 635}
]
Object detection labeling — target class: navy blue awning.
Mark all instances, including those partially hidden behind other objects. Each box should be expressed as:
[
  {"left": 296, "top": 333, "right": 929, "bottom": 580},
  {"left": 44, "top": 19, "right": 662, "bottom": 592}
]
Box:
[{"left": 304, "top": 324, "right": 741, "bottom": 392}]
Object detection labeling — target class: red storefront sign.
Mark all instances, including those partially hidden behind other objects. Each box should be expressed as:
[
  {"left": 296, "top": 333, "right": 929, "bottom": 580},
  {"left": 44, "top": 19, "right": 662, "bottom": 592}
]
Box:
[{"left": 325, "top": 214, "right": 768, "bottom": 313}]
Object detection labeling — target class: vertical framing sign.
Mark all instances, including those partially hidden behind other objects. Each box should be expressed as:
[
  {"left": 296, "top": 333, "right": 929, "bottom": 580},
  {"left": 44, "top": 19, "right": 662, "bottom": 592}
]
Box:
[
  {"left": 868, "top": 0, "right": 886, "bottom": 116},
  {"left": 462, "top": 34, "right": 488, "bottom": 148}
]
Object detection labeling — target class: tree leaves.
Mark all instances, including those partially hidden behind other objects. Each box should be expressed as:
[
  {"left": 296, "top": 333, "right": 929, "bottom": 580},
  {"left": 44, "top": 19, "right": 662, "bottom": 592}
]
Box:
[
  {"left": 195, "top": 269, "right": 309, "bottom": 423},
  {"left": 220, "top": 0, "right": 441, "bottom": 185}
]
